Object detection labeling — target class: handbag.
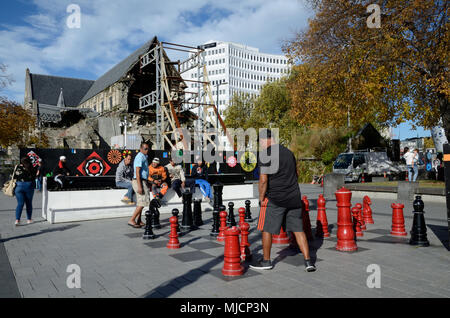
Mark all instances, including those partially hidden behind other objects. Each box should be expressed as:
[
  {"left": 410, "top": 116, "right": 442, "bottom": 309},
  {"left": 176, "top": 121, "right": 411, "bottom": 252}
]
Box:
[{"left": 2, "top": 165, "right": 18, "bottom": 197}]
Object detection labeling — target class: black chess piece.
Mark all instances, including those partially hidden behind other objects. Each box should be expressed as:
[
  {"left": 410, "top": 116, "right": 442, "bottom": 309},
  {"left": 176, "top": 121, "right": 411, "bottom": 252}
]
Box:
[
  {"left": 409, "top": 196, "right": 430, "bottom": 247},
  {"left": 213, "top": 181, "right": 224, "bottom": 211},
  {"left": 172, "top": 208, "right": 181, "bottom": 233},
  {"left": 245, "top": 200, "right": 253, "bottom": 222},
  {"left": 181, "top": 190, "right": 195, "bottom": 231},
  {"left": 143, "top": 210, "right": 156, "bottom": 240},
  {"left": 227, "top": 202, "right": 237, "bottom": 227},
  {"left": 193, "top": 198, "right": 204, "bottom": 226},
  {"left": 150, "top": 198, "right": 161, "bottom": 229},
  {"left": 210, "top": 208, "right": 220, "bottom": 237}
]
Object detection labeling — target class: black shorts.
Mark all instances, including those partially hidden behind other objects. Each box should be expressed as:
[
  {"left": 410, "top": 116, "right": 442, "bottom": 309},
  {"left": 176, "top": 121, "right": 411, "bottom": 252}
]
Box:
[{"left": 257, "top": 198, "right": 303, "bottom": 234}]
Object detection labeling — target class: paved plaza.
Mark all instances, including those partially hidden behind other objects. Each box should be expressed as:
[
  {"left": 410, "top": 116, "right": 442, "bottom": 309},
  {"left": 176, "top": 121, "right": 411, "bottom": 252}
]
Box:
[{"left": 0, "top": 185, "right": 449, "bottom": 298}]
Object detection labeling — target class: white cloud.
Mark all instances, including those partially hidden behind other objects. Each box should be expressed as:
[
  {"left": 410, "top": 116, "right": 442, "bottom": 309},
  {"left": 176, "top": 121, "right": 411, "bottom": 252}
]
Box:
[{"left": 0, "top": 0, "right": 313, "bottom": 102}]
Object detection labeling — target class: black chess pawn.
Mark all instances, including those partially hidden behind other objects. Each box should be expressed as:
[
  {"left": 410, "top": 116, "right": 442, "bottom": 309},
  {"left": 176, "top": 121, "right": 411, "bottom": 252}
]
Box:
[
  {"left": 227, "top": 202, "right": 237, "bottom": 227},
  {"left": 143, "top": 210, "right": 156, "bottom": 240},
  {"left": 172, "top": 208, "right": 181, "bottom": 233},
  {"left": 213, "top": 181, "right": 224, "bottom": 211},
  {"left": 210, "top": 208, "right": 220, "bottom": 237},
  {"left": 409, "top": 196, "right": 430, "bottom": 247},
  {"left": 150, "top": 199, "right": 161, "bottom": 229},
  {"left": 245, "top": 200, "right": 253, "bottom": 222},
  {"left": 181, "top": 190, "right": 195, "bottom": 231},
  {"left": 193, "top": 198, "right": 204, "bottom": 226}
]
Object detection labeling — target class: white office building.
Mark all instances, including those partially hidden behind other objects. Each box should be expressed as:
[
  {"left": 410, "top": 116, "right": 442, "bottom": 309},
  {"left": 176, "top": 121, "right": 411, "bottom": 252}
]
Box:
[{"left": 181, "top": 41, "right": 291, "bottom": 120}]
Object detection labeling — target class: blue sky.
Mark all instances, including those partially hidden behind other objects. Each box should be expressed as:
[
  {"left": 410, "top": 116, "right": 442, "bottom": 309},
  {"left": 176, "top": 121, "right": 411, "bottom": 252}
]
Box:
[{"left": 0, "top": 0, "right": 431, "bottom": 139}]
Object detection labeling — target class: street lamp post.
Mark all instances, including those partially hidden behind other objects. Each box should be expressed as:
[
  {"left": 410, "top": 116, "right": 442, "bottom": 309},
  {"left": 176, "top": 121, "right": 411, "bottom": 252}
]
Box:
[{"left": 119, "top": 116, "right": 132, "bottom": 148}]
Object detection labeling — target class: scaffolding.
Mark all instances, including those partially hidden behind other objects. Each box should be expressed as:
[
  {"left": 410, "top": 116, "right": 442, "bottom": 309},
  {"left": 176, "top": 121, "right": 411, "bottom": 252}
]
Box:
[{"left": 138, "top": 41, "right": 231, "bottom": 151}]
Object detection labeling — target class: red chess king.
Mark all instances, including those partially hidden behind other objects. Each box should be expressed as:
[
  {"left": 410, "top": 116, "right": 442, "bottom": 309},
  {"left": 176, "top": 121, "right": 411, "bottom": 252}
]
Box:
[
  {"left": 217, "top": 210, "right": 228, "bottom": 242},
  {"left": 316, "top": 194, "right": 330, "bottom": 238},
  {"left": 391, "top": 203, "right": 407, "bottom": 236},
  {"left": 238, "top": 207, "right": 245, "bottom": 227},
  {"left": 167, "top": 216, "right": 180, "bottom": 249},
  {"left": 352, "top": 206, "right": 363, "bottom": 237},
  {"left": 240, "top": 222, "right": 251, "bottom": 262},
  {"left": 355, "top": 203, "right": 366, "bottom": 230},
  {"left": 363, "top": 196, "right": 374, "bottom": 224},
  {"left": 222, "top": 226, "right": 244, "bottom": 276},
  {"left": 335, "top": 187, "right": 357, "bottom": 251}
]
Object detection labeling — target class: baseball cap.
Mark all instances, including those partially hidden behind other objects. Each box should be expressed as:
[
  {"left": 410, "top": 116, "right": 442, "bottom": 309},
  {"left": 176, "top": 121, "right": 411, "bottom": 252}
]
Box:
[
  {"left": 60, "top": 156, "right": 66, "bottom": 161},
  {"left": 152, "top": 158, "right": 160, "bottom": 163}
]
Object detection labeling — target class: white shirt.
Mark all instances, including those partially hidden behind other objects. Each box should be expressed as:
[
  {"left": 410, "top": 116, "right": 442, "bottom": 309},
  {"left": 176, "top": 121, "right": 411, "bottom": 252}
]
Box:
[{"left": 403, "top": 151, "right": 417, "bottom": 165}]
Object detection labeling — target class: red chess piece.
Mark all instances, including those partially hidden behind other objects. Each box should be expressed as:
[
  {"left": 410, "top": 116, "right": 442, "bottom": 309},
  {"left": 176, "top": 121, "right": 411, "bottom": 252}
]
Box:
[
  {"left": 240, "top": 222, "right": 251, "bottom": 262},
  {"left": 391, "top": 203, "right": 407, "bottom": 236},
  {"left": 217, "top": 210, "right": 228, "bottom": 242},
  {"left": 363, "top": 196, "right": 374, "bottom": 224},
  {"left": 302, "top": 196, "right": 313, "bottom": 240},
  {"left": 238, "top": 207, "right": 245, "bottom": 227},
  {"left": 355, "top": 203, "right": 366, "bottom": 230},
  {"left": 316, "top": 194, "right": 330, "bottom": 238},
  {"left": 167, "top": 216, "right": 180, "bottom": 249},
  {"left": 352, "top": 206, "right": 364, "bottom": 237},
  {"left": 272, "top": 226, "right": 290, "bottom": 244},
  {"left": 335, "top": 187, "right": 357, "bottom": 251},
  {"left": 222, "top": 226, "right": 244, "bottom": 276}
]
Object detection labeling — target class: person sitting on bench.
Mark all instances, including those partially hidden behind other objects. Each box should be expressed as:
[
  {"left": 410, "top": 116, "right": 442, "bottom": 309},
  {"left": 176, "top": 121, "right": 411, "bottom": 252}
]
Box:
[
  {"left": 148, "top": 158, "right": 168, "bottom": 200},
  {"left": 165, "top": 158, "right": 195, "bottom": 197},
  {"left": 191, "top": 159, "right": 212, "bottom": 202},
  {"left": 116, "top": 152, "right": 135, "bottom": 204}
]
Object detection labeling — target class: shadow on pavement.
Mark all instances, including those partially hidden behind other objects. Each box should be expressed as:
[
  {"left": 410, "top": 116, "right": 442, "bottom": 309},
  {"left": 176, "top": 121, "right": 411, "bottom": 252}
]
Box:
[
  {"left": 428, "top": 224, "right": 450, "bottom": 251},
  {"left": 0, "top": 224, "right": 80, "bottom": 243}
]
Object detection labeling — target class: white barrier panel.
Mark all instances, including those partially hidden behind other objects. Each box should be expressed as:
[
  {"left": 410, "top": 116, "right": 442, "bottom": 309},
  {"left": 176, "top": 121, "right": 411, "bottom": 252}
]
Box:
[{"left": 42, "top": 178, "right": 258, "bottom": 224}]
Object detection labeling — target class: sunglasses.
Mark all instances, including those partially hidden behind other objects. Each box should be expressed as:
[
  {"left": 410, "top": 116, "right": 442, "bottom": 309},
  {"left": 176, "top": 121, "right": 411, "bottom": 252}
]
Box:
[{"left": 142, "top": 147, "right": 149, "bottom": 151}]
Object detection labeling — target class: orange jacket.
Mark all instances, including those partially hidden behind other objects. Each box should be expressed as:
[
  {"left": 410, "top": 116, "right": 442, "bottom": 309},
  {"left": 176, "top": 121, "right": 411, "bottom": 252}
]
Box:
[{"left": 148, "top": 165, "right": 167, "bottom": 183}]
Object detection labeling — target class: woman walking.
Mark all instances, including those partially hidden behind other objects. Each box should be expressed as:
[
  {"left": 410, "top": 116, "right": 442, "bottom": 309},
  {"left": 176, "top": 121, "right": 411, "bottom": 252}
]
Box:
[{"left": 13, "top": 157, "right": 37, "bottom": 226}]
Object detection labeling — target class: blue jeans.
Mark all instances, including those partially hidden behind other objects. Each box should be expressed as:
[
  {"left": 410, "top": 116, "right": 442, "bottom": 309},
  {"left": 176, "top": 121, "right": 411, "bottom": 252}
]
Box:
[
  {"left": 407, "top": 165, "right": 419, "bottom": 182},
  {"left": 195, "top": 179, "right": 212, "bottom": 199},
  {"left": 116, "top": 181, "right": 134, "bottom": 201},
  {"left": 15, "top": 181, "right": 34, "bottom": 221}
]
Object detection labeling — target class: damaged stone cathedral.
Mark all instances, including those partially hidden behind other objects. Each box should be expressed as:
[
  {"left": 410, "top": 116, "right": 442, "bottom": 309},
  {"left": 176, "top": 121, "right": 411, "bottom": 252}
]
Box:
[{"left": 23, "top": 36, "right": 196, "bottom": 150}]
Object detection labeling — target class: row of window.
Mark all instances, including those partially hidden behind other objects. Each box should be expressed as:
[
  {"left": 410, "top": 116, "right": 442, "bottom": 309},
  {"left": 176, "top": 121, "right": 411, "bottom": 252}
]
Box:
[
  {"left": 229, "top": 47, "right": 286, "bottom": 65},
  {"left": 92, "top": 96, "right": 114, "bottom": 113},
  {"left": 230, "top": 60, "right": 287, "bottom": 73}
]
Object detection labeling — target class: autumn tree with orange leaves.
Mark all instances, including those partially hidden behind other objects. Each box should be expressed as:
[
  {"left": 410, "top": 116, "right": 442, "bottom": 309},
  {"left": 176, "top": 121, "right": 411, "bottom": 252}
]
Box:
[{"left": 283, "top": 0, "right": 449, "bottom": 138}]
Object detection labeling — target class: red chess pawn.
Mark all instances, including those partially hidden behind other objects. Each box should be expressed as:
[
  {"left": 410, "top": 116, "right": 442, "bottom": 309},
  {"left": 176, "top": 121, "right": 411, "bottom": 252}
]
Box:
[
  {"left": 240, "top": 222, "right": 251, "bottom": 262},
  {"left": 363, "top": 196, "right": 374, "bottom": 224},
  {"left": 355, "top": 203, "right": 366, "bottom": 230},
  {"left": 272, "top": 226, "right": 290, "bottom": 244},
  {"left": 316, "top": 194, "right": 330, "bottom": 238},
  {"left": 335, "top": 187, "right": 357, "bottom": 251},
  {"left": 391, "top": 203, "right": 407, "bottom": 236},
  {"left": 222, "top": 226, "right": 244, "bottom": 276},
  {"left": 352, "top": 206, "right": 364, "bottom": 237},
  {"left": 302, "top": 196, "right": 313, "bottom": 240},
  {"left": 167, "top": 216, "right": 180, "bottom": 249},
  {"left": 238, "top": 207, "right": 246, "bottom": 227},
  {"left": 217, "top": 210, "right": 228, "bottom": 242}
]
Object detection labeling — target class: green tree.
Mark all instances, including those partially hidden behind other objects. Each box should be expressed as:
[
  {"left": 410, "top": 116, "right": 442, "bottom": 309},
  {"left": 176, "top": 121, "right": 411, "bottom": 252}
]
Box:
[{"left": 224, "top": 92, "right": 255, "bottom": 130}]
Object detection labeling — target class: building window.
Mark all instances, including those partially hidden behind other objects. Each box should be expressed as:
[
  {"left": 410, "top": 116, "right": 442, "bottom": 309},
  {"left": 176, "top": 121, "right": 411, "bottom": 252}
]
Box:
[
  {"left": 109, "top": 96, "right": 113, "bottom": 109},
  {"left": 101, "top": 102, "right": 104, "bottom": 113}
]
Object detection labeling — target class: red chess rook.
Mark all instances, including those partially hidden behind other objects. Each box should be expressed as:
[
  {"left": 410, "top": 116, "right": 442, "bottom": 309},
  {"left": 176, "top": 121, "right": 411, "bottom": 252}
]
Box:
[
  {"left": 391, "top": 203, "right": 407, "bottom": 236},
  {"left": 217, "top": 210, "right": 228, "bottom": 242},
  {"left": 316, "top": 194, "right": 330, "bottom": 238},
  {"left": 352, "top": 206, "right": 364, "bottom": 237},
  {"left": 222, "top": 226, "right": 244, "bottom": 276},
  {"left": 335, "top": 187, "right": 357, "bottom": 251},
  {"left": 167, "top": 216, "right": 180, "bottom": 249},
  {"left": 302, "top": 196, "right": 313, "bottom": 240},
  {"left": 240, "top": 222, "right": 251, "bottom": 262},
  {"left": 272, "top": 226, "right": 290, "bottom": 245},
  {"left": 363, "top": 196, "right": 374, "bottom": 224},
  {"left": 355, "top": 203, "right": 366, "bottom": 230}
]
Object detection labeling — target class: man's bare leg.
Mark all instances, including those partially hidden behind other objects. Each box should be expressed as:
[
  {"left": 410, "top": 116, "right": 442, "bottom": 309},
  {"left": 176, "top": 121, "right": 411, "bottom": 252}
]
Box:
[
  {"left": 262, "top": 232, "right": 273, "bottom": 260},
  {"left": 293, "top": 231, "right": 311, "bottom": 260},
  {"left": 129, "top": 206, "right": 143, "bottom": 225}
]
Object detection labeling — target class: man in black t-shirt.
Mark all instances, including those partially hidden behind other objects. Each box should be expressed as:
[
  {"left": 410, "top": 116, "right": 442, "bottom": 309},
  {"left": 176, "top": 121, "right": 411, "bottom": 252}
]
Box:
[{"left": 249, "top": 129, "right": 316, "bottom": 272}]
